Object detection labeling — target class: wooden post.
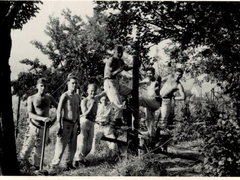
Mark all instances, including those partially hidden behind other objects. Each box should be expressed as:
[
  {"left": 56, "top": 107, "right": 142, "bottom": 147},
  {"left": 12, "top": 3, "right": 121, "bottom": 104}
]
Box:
[
  {"left": 126, "top": 41, "right": 140, "bottom": 155},
  {"left": 15, "top": 96, "right": 21, "bottom": 138},
  {"left": 132, "top": 55, "right": 139, "bottom": 129}
]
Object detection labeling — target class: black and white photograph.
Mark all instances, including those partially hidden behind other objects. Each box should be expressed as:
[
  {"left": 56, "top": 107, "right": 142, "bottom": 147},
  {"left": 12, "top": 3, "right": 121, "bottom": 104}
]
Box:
[{"left": 0, "top": 0, "right": 240, "bottom": 177}]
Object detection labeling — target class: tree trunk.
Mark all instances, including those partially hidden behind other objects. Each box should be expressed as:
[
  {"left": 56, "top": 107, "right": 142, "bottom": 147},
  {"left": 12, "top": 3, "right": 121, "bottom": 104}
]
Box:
[{"left": 0, "top": 26, "right": 19, "bottom": 175}]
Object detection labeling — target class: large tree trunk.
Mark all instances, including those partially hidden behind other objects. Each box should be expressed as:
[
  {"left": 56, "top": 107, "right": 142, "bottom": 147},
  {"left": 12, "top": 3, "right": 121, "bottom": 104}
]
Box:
[{"left": 0, "top": 26, "right": 19, "bottom": 175}]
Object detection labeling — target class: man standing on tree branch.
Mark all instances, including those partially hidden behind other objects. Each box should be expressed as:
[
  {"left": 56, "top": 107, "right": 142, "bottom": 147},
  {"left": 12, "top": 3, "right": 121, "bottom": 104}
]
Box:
[{"left": 103, "top": 45, "right": 132, "bottom": 128}]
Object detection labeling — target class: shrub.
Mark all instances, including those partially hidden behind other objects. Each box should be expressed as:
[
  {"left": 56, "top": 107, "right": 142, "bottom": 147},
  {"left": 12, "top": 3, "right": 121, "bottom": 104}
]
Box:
[{"left": 199, "top": 101, "right": 240, "bottom": 176}]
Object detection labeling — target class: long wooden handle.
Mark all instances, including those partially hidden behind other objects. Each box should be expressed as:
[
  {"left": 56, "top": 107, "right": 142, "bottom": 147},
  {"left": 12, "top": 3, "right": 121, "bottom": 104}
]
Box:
[{"left": 39, "top": 121, "right": 48, "bottom": 170}]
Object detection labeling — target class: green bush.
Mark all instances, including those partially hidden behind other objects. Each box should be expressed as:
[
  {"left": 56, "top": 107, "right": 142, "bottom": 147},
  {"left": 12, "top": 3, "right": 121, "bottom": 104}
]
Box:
[
  {"left": 168, "top": 91, "right": 240, "bottom": 176},
  {"left": 200, "top": 104, "right": 240, "bottom": 176}
]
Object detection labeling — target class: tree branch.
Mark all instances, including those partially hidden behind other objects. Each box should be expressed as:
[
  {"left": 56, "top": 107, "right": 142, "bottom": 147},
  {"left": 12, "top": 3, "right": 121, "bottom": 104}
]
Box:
[{"left": 3, "top": 1, "right": 24, "bottom": 27}]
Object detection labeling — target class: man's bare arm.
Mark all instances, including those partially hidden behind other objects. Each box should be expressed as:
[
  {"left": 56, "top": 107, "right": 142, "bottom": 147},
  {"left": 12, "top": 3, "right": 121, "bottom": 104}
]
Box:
[
  {"left": 174, "top": 84, "right": 185, "bottom": 100},
  {"left": 56, "top": 93, "right": 67, "bottom": 128},
  {"left": 81, "top": 98, "right": 95, "bottom": 117},
  {"left": 95, "top": 91, "right": 106, "bottom": 101},
  {"left": 139, "top": 77, "right": 149, "bottom": 86}
]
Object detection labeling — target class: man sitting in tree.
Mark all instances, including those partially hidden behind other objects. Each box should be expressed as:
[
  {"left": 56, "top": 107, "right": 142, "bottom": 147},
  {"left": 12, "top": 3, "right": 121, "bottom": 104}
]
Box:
[{"left": 103, "top": 44, "right": 132, "bottom": 128}]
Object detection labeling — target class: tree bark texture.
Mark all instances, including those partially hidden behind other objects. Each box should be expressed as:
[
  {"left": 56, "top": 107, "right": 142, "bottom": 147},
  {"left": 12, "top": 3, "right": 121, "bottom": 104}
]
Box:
[{"left": 0, "top": 26, "right": 19, "bottom": 175}]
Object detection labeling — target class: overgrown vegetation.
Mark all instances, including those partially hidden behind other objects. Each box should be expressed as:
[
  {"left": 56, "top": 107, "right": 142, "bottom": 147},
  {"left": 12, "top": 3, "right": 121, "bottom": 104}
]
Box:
[{"left": 9, "top": 1, "right": 240, "bottom": 176}]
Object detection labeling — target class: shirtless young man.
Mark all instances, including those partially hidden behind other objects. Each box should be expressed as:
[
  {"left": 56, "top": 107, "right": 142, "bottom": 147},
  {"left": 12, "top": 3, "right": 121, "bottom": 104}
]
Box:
[
  {"left": 74, "top": 84, "right": 106, "bottom": 167},
  {"left": 139, "top": 67, "right": 161, "bottom": 137},
  {"left": 159, "top": 68, "right": 185, "bottom": 131},
  {"left": 104, "top": 45, "right": 132, "bottom": 127},
  {"left": 20, "top": 78, "right": 58, "bottom": 170},
  {"left": 50, "top": 74, "right": 81, "bottom": 170}
]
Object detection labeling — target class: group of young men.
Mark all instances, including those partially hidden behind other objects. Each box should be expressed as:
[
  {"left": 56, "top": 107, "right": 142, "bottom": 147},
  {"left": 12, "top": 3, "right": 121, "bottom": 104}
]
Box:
[{"left": 19, "top": 44, "right": 185, "bottom": 172}]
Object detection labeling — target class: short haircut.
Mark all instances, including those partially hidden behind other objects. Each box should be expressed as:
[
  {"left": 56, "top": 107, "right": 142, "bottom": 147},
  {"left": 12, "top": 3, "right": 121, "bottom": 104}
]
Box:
[
  {"left": 87, "top": 83, "right": 96, "bottom": 91},
  {"left": 67, "top": 73, "right": 78, "bottom": 82},
  {"left": 100, "top": 95, "right": 108, "bottom": 102},
  {"left": 175, "top": 68, "right": 184, "bottom": 75},
  {"left": 115, "top": 44, "right": 124, "bottom": 52},
  {"left": 37, "top": 78, "right": 47, "bottom": 85},
  {"left": 145, "top": 67, "right": 155, "bottom": 74}
]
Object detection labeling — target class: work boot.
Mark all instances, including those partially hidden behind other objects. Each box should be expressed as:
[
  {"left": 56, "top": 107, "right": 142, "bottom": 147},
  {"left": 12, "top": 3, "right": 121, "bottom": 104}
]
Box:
[
  {"left": 47, "top": 165, "right": 58, "bottom": 175},
  {"left": 30, "top": 165, "right": 40, "bottom": 171},
  {"left": 64, "top": 163, "right": 76, "bottom": 171},
  {"left": 74, "top": 159, "right": 89, "bottom": 167}
]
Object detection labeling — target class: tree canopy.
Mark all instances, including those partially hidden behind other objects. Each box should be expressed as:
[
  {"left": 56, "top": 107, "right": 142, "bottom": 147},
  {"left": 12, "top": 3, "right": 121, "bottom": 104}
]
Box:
[
  {"left": 95, "top": 1, "right": 240, "bottom": 101},
  {"left": 12, "top": 9, "right": 113, "bottom": 100},
  {"left": 0, "top": 1, "right": 42, "bottom": 29}
]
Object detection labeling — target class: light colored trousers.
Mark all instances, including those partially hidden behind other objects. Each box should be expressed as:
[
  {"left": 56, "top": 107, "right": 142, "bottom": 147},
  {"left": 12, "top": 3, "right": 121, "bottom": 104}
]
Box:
[
  {"left": 139, "top": 96, "right": 161, "bottom": 136},
  {"left": 159, "top": 99, "right": 172, "bottom": 128},
  {"left": 51, "top": 121, "right": 78, "bottom": 166},
  {"left": 104, "top": 79, "right": 131, "bottom": 119},
  {"left": 20, "top": 122, "right": 49, "bottom": 166},
  {"left": 74, "top": 117, "right": 94, "bottom": 161},
  {"left": 90, "top": 123, "right": 117, "bottom": 155}
]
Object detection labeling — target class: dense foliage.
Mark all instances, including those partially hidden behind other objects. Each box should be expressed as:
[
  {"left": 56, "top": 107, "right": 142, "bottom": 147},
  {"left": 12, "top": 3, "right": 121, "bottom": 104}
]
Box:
[
  {"left": 11, "top": 1, "right": 240, "bottom": 176},
  {"left": 12, "top": 9, "right": 111, "bottom": 100},
  {"left": 95, "top": 1, "right": 240, "bottom": 101}
]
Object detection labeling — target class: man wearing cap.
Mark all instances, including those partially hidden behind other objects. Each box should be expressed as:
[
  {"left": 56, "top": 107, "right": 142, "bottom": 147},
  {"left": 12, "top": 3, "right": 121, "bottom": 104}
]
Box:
[
  {"left": 74, "top": 83, "right": 106, "bottom": 167},
  {"left": 139, "top": 67, "right": 161, "bottom": 138},
  {"left": 104, "top": 45, "right": 132, "bottom": 128},
  {"left": 50, "top": 74, "right": 81, "bottom": 170},
  {"left": 20, "top": 78, "right": 58, "bottom": 170}
]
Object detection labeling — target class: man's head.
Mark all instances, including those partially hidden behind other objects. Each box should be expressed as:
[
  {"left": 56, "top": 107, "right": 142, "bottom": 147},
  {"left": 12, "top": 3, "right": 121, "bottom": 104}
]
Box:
[
  {"left": 173, "top": 68, "right": 184, "bottom": 81},
  {"left": 87, "top": 83, "right": 97, "bottom": 98},
  {"left": 67, "top": 74, "right": 78, "bottom": 92},
  {"left": 114, "top": 45, "right": 124, "bottom": 59},
  {"left": 145, "top": 67, "right": 155, "bottom": 80},
  {"left": 36, "top": 78, "right": 48, "bottom": 94},
  {"left": 99, "top": 95, "right": 108, "bottom": 106}
]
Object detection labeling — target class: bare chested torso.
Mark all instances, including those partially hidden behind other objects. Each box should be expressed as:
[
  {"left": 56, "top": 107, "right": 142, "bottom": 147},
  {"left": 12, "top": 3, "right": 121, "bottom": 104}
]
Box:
[
  {"left": 160, "top": 75, "right": 181, "bottom": 98},
  {"left": 62, "top": 92, "right": 80, "bottom": 121},
  {"left": 28, "top": 94, "right": 53, "bottom": 118},
  {"left": 146, "top": 80, "right": 159, "bottom": 98}
]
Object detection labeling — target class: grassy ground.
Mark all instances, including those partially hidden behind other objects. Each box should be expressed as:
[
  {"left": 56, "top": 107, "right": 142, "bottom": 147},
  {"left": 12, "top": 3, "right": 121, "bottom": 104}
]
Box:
[
  {"left": 16, "top": 105, "right": 203, "bottom": 176},
  {"left": 17, "top": 124, "right": 203, "bottom": 176}
]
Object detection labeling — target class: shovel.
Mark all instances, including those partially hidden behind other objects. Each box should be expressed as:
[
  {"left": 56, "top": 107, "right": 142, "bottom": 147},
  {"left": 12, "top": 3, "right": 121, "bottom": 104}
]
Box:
[{"left": 34, "top": 121, "right": 48, "bottom": 176}]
